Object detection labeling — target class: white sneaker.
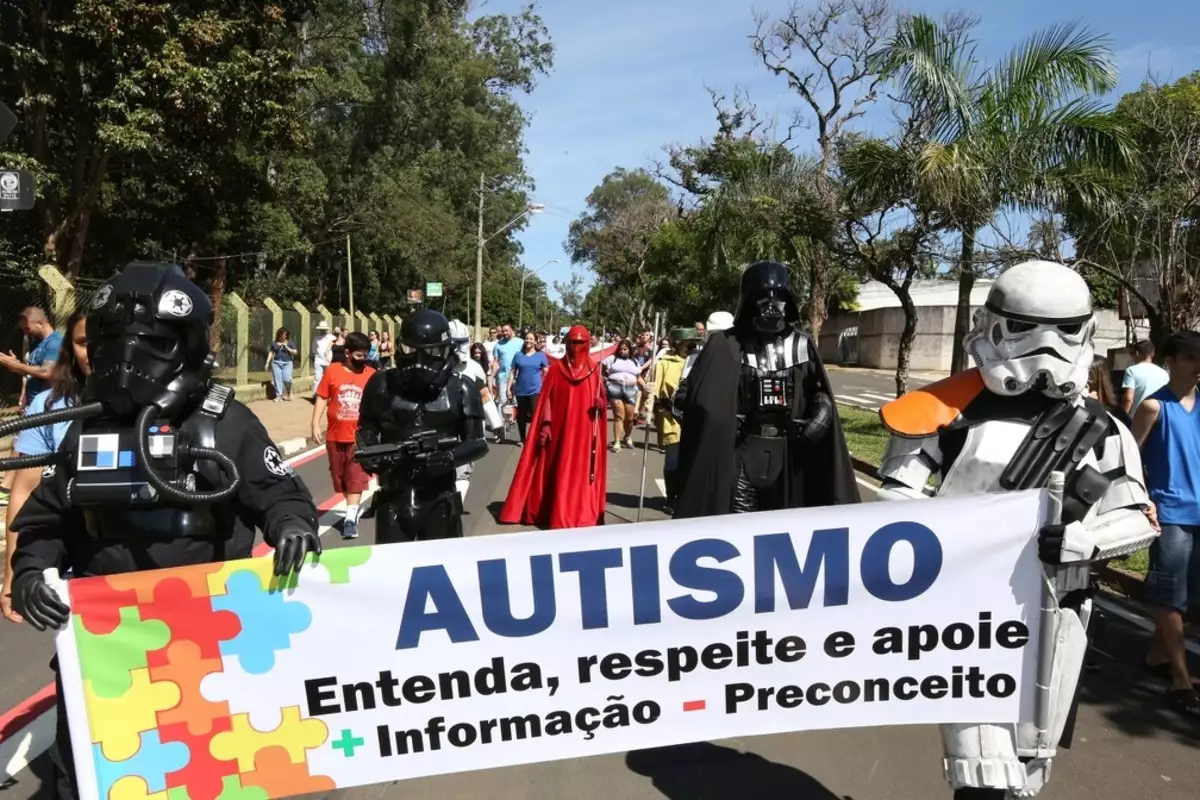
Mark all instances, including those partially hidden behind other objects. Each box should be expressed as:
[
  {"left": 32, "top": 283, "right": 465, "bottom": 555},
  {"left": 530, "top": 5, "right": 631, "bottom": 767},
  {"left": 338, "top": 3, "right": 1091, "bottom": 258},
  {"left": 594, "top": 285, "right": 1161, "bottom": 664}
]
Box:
[{"left": 342, "top": 519, "right": 359, "bottom": 540}]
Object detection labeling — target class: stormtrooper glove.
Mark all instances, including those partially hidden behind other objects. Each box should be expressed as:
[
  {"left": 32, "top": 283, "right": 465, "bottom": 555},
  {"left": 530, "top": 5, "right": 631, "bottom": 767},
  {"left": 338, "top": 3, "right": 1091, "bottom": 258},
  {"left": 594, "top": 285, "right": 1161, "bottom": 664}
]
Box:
[{"left": 273, "top": 525, "right": 323, "bottom": 577}]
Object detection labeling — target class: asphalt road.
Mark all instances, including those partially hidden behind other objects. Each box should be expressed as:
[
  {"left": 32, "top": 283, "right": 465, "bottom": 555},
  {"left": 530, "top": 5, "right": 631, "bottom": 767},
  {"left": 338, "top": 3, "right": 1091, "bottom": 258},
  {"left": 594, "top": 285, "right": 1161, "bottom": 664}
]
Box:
[
  {"left": 827, "top": 368, "right": 935, "bottom": 410},
  {"left": 3, "top": 427, "right": 1199, "bottom": 800}
]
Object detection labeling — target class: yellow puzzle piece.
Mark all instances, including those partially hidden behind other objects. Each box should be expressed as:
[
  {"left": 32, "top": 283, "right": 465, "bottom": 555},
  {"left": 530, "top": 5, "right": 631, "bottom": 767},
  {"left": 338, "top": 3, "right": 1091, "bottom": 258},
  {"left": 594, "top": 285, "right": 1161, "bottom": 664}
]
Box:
[
  {"left": 110, "top": 776, "right": 165, "bottom": 800},
  {"left": 209, "top": 707, "right": 329, "bottom": 772},
  {"left": 86, "top": 669, "right": 181, "bottom": 761}
]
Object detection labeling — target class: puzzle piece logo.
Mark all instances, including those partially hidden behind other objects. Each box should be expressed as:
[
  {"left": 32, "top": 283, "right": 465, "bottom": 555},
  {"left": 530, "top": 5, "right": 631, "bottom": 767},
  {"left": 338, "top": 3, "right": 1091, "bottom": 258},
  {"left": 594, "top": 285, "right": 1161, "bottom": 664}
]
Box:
[{"left": 213, "top": 572, "right": 313, "bottom": 675}]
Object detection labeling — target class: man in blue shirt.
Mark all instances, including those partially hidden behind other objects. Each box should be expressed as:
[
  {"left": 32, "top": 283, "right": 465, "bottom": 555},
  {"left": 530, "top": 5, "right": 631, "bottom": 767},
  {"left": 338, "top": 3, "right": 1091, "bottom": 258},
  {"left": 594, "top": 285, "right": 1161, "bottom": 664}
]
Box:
[
  {"left": 1122, "top": 339, "right": 1169, "bottom": 415},
  {"left": 0, "top": 307, "right": 63, "bottom": 405}
]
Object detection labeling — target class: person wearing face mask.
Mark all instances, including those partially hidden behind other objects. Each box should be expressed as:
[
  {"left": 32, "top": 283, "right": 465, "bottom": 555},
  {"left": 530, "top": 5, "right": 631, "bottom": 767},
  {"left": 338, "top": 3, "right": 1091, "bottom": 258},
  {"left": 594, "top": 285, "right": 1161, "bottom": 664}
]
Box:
[
  {"left": 500, "top": 324, "right": 608, "bottom": 529},
  {"left": 312, "top": 331, "right": 376, "bottom": 539},
  {"left": 673, "top": 262, "right": 859, "bottom": 518},
  {"left": 354, "top": 309, "right": 488, "bottom": 543},
  {"left": 0, "top": 263, "right": 320, "bottom": 800}
]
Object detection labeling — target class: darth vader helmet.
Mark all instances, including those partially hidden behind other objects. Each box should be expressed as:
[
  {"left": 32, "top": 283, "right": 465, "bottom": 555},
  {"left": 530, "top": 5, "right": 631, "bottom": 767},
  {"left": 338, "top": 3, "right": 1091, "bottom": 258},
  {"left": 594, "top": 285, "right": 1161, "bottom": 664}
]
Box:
[
  {"left": 84, "top": 262, "right": 215, "bottom": 419},
  {"left": 964, "top": 260, "right": 1096, "bottom": 400},
  {"left": 396, "top": 309, "right": 456, "bottom": 390},
  {"left": 734, "top": 261, "right": 800, "bottom": 335}
]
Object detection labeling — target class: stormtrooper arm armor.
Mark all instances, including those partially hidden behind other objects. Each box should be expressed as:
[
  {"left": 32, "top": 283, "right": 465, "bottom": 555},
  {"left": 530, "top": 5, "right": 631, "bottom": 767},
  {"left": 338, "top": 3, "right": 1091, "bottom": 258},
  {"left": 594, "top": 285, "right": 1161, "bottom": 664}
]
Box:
[{"left": 875, "top": 434, "right": 940, "bottom": 501}]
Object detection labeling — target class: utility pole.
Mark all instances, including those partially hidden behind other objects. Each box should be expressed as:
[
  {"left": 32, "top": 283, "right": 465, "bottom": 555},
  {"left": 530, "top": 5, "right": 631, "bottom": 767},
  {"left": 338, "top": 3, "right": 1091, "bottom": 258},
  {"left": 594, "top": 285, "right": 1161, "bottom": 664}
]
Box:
[
  {"left": 474, "top": 173, "right": 486, "bottom": 342},
  {"left": 346, "top": 234, "right": 355, "bottom": 320}
]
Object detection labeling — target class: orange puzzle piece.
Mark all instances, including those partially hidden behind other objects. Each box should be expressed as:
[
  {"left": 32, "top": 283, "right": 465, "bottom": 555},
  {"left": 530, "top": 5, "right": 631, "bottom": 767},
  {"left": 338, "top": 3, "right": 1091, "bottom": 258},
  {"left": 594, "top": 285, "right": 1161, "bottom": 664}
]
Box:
[
  {"left": 240, "top": 746, "right": 336, "bottom": 798},
  {"left": 150, "top": 640, "right": 231, "bottom": 736},
  {"left": 106, "top": 562, "right": 226, "bottom": 604}
]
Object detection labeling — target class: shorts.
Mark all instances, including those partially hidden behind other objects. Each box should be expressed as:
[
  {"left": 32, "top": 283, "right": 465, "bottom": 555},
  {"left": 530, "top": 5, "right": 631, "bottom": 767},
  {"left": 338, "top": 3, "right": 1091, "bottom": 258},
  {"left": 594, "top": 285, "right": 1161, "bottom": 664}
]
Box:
[
  {"left": 607, "top": 380, "right": 638, "bottom": 404},
  {"left": 1144, "top": 523, "right": 1200, "bottom": 613},
  {"left": 326, "top": 441, "right": 369, "bottom": 494}
]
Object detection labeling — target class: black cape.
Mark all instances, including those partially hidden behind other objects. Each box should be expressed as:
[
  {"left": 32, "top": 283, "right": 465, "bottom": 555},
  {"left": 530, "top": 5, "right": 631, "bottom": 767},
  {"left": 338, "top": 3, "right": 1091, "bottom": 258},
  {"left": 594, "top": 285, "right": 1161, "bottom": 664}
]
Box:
[{"left": 673, "top": 329, "right": 859, "bottom": 518}]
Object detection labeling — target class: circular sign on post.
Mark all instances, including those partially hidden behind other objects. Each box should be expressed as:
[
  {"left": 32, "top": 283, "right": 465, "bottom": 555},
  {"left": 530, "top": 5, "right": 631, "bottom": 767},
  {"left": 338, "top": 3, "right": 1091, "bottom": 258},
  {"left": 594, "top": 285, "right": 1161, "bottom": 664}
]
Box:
[{"left": 0, "top": 169, "right": 35, "bottom": 212}]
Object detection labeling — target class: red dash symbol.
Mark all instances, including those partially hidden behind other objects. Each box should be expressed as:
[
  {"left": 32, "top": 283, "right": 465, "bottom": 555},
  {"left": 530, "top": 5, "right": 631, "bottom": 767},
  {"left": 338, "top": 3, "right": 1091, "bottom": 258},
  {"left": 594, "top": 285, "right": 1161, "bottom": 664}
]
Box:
[{"left": 682, "top": 700, "right": 706, "bottom": 712}]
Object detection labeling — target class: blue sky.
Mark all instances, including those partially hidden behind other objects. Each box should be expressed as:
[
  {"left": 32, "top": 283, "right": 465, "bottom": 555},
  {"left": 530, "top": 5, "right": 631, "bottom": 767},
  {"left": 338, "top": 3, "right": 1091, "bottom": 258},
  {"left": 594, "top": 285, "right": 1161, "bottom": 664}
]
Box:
[{"left": 475, "top": 0, "right": 1200, "bottom": 297}]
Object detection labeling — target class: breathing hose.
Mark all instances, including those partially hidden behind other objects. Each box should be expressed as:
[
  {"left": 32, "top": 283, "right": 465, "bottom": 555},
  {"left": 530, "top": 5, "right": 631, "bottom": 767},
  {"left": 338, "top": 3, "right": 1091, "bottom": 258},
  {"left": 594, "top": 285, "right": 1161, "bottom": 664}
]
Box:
[
  {"left": 0, "top": 402, "right": 106, "bottom": 471},
  {"left": 135, "top": 405, "right": 241, "bottom": 504}
]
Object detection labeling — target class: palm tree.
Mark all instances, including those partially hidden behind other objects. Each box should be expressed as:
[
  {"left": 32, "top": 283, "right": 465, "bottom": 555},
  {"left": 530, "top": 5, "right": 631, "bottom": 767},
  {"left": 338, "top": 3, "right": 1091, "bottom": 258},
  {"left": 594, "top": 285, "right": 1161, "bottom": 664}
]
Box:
[{"left": 854, "top": 14, "right": 1131, "bottom": 372}]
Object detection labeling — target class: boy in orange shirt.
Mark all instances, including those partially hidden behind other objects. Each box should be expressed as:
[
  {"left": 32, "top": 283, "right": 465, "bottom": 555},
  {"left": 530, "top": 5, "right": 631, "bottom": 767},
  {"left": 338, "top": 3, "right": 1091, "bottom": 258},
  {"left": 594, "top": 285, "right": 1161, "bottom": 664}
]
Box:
[{"left": 312, "top": 331, "right": 375, "bottom": 538}]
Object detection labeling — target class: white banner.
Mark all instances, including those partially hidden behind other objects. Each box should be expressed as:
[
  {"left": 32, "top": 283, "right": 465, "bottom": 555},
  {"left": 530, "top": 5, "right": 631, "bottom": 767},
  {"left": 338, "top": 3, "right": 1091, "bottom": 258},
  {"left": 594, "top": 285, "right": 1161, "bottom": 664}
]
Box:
[{"left": 58, "top": 490, "right": 1045, "bottom": 800}]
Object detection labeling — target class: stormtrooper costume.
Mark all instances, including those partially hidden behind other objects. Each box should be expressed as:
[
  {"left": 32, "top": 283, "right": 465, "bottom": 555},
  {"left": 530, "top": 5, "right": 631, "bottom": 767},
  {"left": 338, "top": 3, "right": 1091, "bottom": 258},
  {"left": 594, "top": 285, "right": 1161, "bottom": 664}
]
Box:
[
  {"left": 875, "top": 261, "right": 1158, "bottom": 798},
  {"left": 448, "top": 319, "right": 489, "bottom": 502}
]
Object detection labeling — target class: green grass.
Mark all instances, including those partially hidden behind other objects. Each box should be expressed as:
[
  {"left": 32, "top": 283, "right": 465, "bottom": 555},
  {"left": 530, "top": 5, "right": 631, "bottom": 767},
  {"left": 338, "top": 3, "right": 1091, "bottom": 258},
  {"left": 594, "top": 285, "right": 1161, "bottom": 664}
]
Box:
[
  {"left": 839, "top": 404, "right": 888, "bottom": 467},
  {"left": 1110, "top": 549, "right": 1150, "bottom": 576}
]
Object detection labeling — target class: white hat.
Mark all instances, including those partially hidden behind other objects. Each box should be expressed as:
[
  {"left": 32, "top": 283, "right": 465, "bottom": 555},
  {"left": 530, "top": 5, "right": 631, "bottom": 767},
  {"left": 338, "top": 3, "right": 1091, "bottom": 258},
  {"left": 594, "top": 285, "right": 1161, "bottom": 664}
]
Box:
[
  {"left": 315, "top": 320, "right": 330, "bottom": 331},
  {"left": 706, "top": 311, "right": 734, "bottom": 332}
]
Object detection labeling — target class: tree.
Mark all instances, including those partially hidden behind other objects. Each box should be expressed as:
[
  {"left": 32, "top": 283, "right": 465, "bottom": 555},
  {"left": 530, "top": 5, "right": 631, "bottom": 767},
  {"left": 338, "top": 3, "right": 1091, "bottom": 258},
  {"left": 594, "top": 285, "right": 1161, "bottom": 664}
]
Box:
[
  {"left": 1062, "top": 72, "right": 1200, "bottom": 348},
  {"left": 552, "top": 270, "right": 587, "bottom": 320},
  {"left": 751, "top": 0, "right": 893, "bottom": 342},
  {"left": 865, "top": 13, "right": 1129, "bottom": 372},
  {"left": 567, "top": 168, "right": 674, "bottom": 332}
]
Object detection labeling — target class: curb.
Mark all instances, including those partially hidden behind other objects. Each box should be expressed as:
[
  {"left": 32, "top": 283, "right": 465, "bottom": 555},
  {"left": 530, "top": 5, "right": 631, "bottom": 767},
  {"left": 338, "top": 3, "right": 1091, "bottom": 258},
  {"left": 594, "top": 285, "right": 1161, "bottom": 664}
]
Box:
[{"left": 276, "top": 437, "right": 311, "bottom": 457}]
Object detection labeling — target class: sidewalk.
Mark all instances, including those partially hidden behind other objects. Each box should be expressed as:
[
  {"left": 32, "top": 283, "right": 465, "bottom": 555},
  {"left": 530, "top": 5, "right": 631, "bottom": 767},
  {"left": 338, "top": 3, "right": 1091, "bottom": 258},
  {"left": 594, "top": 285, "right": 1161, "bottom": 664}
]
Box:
[{"left": 242, "top": 394, "right": 318, "bottom": 456}]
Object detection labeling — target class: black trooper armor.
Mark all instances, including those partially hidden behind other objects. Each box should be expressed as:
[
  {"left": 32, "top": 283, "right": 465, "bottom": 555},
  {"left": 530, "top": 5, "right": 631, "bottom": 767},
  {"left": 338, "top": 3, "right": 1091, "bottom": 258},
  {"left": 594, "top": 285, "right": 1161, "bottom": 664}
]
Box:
[
  {"left": 731, "top": 262, "right": 834, "bottom": 512},
  {"left": 356, "top": 309, "right": 487, "bottom": 542}
]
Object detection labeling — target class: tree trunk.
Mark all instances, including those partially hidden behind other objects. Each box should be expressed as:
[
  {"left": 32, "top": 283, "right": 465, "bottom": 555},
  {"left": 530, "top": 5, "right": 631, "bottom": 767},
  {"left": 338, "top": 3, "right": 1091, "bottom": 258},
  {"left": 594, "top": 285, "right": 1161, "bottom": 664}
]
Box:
[
  {"left": 208, "top": 258, "right": 227, "bottom": 352},
  {"left": 950, "top": 229, "right": 976, "bottom": 374},
  {"left": 896, "top": 287, "right": 919, "bottom": 397},
  {"left": 807, "top": 247, "right": 828, "bottom": 343}
]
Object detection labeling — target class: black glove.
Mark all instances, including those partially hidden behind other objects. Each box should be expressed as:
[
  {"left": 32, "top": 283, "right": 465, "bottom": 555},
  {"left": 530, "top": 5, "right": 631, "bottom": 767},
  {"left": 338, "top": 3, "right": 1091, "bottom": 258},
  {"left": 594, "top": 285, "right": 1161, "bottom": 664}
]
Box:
[
  {"left": 273, "top": 526, "right": 323, "bottom": 577},
  {"left": 1038, "top": 524, "right": 1064, "bottom": 566},
  {"left": 13, "top": 571, "right": 71, "bottom": 631},
  {"left": 421, "top": 449, "right": 455, "bottom": 477}
]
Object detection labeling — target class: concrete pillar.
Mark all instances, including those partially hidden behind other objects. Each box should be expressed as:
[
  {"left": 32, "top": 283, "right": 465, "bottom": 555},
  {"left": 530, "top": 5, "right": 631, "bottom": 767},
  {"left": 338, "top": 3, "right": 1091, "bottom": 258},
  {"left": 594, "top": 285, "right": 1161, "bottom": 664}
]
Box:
[
  {"left": 338, "top": 308, "right": 352, "bottom": 332},
  {"left": 263, "top": 297, "right": 284, "bottom": 339},
  {"left": 355, "top": 310, "right": 370, "bottom": 334},
  {"left": 293, "top": 301, "right": 312, "bottom": 376},
  {"left": 38, "top": 265, "right": 76, "bottom": 329},
  {"left": 226, "top": 293, "right": 250, "bottom": 387}
]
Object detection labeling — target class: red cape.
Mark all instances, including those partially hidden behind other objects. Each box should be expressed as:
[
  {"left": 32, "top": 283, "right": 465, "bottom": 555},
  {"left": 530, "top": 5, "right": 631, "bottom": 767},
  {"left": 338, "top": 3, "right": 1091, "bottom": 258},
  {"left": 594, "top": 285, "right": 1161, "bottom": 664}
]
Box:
[{"left": 499, "top": 358, "right": 607, "bottom": 529}]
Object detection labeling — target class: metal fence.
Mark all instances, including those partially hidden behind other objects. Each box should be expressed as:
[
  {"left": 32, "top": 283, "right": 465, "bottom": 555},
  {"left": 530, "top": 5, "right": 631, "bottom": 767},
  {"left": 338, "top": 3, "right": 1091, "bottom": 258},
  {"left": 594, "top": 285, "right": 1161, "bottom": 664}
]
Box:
[
  {"left": 216, "top": 302, "right": 239, "bottom": 382},
  {"left": 247, "top": 307, "right": 273, "bottom": 376}
]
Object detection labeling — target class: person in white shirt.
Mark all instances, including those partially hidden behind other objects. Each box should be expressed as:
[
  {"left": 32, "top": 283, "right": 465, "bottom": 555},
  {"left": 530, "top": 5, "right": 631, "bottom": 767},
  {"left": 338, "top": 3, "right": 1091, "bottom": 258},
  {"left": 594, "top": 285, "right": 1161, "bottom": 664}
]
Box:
[
  {"left": 1122, "top": 339, "right": 1169, "bottom": 415},
  {"left": 311, "top": 320, "right": 335, "bottom": 397}
]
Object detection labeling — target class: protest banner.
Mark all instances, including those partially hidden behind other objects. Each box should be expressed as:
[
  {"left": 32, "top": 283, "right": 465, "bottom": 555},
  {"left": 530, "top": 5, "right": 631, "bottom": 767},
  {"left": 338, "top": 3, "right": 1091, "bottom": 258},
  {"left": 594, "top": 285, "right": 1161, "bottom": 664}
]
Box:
[{"left": 55, "top": 490, "right": 1045, "bottom": 800}]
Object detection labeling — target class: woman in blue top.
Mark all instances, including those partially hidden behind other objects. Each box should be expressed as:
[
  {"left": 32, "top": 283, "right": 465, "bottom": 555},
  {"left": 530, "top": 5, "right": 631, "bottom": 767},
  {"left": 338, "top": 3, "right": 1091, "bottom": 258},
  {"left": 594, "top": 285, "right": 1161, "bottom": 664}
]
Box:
[
  {"left": 265, "top": 327, "right": 297, "bottom": 402},
  {"left": 507, "top": 332, "right": 549, "bottom": 446},
  {"left": 3, "top": 311, "right": 90, "bottom": 623}
]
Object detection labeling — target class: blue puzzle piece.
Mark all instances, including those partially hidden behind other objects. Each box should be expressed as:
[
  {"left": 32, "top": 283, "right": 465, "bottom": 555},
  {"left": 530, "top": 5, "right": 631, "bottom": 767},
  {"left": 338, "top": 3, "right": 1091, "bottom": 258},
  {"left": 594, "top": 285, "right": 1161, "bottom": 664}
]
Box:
[
  {"left": 93, "top": 729, "right": 189, "bottom": 799},
  {"left": 213, "top": 570, "right": 313, "bottom": 674}
]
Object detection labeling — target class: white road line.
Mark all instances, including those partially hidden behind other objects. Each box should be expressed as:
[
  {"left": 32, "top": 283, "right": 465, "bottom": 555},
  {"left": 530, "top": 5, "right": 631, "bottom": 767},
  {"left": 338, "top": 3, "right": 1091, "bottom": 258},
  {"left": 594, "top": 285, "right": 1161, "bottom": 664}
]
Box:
[{"left": 654, "top": 479, "right": 667, "bottom": 498}]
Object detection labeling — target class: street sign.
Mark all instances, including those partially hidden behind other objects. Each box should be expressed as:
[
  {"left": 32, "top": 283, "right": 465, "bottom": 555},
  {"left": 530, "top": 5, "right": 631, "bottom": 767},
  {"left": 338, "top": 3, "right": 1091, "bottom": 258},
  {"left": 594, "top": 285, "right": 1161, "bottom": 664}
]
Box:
[
  {"left": 425, "top": 282, "right": 443, "bottom": 298},
  {"left": 406, "top": 289, "right": 425, "bottom": 304},
  {"left": 0, "top": 101, "right": 16, "bottom": 145},
  {"left": 0, "top": 169, "right": 35, "bottom": 212}
]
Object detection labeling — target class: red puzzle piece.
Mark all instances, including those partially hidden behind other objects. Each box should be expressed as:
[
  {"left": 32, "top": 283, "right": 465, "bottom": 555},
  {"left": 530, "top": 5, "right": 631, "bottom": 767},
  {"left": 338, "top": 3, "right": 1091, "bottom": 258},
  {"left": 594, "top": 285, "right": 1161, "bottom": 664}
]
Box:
[
  {"left": 160, "top": 717, "right": 240, "bottom": 800},
  {"left": 140, "top": 578, "right": 241, "bottom": 669},
  {"left": 69, "top": 578, "right": 139, "bottom": 635},
  {"left": 149, "top": 640, "right": 230, "bottom": 736},
  {"left": 241, "top": 746, "right": 336, "bottom": 798}
]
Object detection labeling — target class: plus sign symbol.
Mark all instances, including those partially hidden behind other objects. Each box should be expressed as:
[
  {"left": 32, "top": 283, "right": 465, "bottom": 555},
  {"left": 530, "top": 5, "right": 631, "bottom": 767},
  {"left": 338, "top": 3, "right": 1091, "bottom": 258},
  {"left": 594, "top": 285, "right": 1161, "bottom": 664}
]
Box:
[{"left": 332, "top": 729, "right": 365, "bottom": 757}]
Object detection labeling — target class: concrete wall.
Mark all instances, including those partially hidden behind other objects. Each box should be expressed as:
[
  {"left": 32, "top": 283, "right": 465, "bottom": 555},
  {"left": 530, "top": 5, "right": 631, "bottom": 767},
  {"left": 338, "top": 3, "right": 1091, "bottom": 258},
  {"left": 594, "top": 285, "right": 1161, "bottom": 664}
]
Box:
[{"left": 820, "top": 305, "right": 1145, "bottom": 372}]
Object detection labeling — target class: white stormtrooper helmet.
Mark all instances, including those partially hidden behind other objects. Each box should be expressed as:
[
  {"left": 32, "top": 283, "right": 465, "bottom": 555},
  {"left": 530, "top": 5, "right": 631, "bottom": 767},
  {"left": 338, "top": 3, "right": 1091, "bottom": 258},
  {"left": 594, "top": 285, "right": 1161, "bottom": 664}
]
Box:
[
  {"left": 964, "top": 260, "right": 1096, "bottom": 399},
  {"left": 447, "top": 319, "right": 471, "bottom": 361}
]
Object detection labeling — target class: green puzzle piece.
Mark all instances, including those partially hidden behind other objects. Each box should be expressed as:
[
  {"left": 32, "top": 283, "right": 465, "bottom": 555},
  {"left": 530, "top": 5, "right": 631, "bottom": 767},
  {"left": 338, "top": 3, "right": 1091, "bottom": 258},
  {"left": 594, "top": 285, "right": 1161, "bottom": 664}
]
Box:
[
  {"left": 314, "top": 545, "right": 372, "bottom": 584},
  {"left": 167, "top": 787, "right": 190, "bottom": 800},
  {"left": 217, "top": 775, "right": 269, "bottom": 800},
  {"left": 74, "top": 606, "right": 170, "bottom": 699}
]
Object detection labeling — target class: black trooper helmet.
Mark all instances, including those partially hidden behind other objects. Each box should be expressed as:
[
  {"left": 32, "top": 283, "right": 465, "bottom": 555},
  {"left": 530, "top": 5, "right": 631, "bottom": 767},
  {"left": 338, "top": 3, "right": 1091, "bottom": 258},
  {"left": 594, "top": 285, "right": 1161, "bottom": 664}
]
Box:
[
  {"left": 84, "top": 262, "right": 215, "bottom": 419},
  {"left": 734, "top": 261, "right": 800, "bottom": 335},
  {"left": 396, "top": 308, "right": 456, "bottom": 390}
]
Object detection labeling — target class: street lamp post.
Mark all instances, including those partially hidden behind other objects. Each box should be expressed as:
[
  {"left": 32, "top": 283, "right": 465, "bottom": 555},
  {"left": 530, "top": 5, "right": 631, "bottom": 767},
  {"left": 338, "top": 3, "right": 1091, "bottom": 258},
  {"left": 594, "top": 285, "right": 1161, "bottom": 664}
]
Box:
[
  {"left": 519, "top": 258, "right": 559, "bottom": 331},
  {"left": 473, "top": 173, "right": 545, "bottom": 341}
]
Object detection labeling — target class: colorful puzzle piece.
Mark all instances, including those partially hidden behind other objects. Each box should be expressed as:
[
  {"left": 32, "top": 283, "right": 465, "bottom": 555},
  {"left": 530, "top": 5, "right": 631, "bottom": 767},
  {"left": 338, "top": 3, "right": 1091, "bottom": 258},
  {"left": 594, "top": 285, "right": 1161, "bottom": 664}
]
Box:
[
  {"left": 87, "top": 668, "right": 181, "bottom": 761},
  {"left": 213, "top": 572, "right": 312, "bottom": 675},
  {"left": 314, "top": 546, "right": 372, "bottom": 585},
  {"left": 160, "top": 718, "right": 238, "bottom": 800},
  {"left": 76, "top": 608, "right": 171, "bottom": 700},
  {"left": 106, "top": 563, "right": 226, "bottom": 604},
  {"left": 140, "top": 579, "right": 241, "bottom": 669},
  {"left": 110, "top": 775, "right": 166, "bottom": 800},
  {"left": 70, "top": 577, "right": 140, "bottom": 635},
  {"left": 240, "top": 746, "right": 336, "bottom": 798},
  {"left": 207, "top": 561, "right": 296, "bottom": 597},
  {"left": 209, "top": 707, "right": 328, "bottom": 773},
  {"left": 149, "top": 640, "right": 230, "bottom": 736},
  {"left": 93, "top": 730, "right": 189, "bottom": 800},
  {"left": 215, "top": 775, "right": 269, "bottom": 800}
]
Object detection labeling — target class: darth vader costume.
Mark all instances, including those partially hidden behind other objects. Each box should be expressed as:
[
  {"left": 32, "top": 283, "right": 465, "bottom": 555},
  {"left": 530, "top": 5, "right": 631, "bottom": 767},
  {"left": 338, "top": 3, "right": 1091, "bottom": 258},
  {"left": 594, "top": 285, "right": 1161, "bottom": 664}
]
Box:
[
  {"left": 0, "top": 262, "right": 320, "bottom": 800},
  {"left": 673, "top": 261, "right": 859, "bottom": 518},
  {"left": 355, "top": 309, "right": 488, "bottom": 543}
]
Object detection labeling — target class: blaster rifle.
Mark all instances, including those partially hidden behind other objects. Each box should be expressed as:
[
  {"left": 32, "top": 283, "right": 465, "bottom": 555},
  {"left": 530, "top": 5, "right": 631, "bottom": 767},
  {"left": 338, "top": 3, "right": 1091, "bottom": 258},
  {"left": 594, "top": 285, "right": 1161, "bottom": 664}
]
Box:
[{"left": 353, "top": 430, "right": 459, "bottom": 475}]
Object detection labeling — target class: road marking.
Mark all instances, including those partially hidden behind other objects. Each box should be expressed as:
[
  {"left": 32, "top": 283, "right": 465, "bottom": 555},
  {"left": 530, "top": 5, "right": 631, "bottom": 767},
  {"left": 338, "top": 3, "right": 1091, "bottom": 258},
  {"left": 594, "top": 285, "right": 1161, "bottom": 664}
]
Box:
[
  {"left": 654, "top": 479, "right": 667, "bottom": 497},
  {"left": 0, "top": 444, "right": 362, "bottom": 781}
]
